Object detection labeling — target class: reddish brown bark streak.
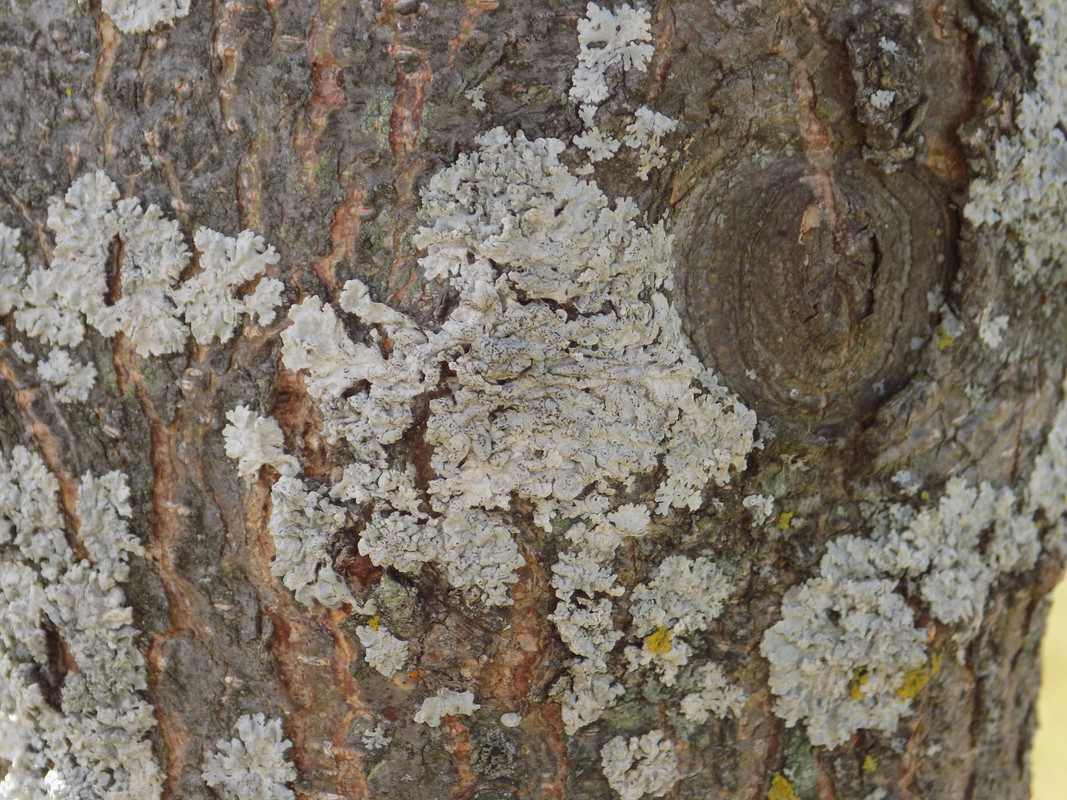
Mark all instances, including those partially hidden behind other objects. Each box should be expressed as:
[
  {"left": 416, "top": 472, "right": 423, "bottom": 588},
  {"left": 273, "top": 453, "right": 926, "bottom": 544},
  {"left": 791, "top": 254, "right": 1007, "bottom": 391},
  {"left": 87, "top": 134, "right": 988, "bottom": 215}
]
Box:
[{"left": 293, "top": 0, "right": 348, "bottom": 191}]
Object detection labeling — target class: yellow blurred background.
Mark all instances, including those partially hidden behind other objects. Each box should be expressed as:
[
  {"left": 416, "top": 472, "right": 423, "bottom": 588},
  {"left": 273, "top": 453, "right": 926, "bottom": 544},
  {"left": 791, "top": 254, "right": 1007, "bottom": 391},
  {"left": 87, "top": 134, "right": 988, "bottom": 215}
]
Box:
[{"left": 1033, "top": 579, "right": 1067, "bottom": 799}]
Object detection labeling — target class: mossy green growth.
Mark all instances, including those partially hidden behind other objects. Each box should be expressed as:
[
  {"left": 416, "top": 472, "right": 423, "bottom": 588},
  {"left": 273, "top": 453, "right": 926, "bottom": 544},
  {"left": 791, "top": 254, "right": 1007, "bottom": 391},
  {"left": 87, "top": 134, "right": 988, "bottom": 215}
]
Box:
[
  {"left": 360, "top": 91, "right": 394, "bottom": 150},
  {"left": 373, "top": 572, "right": 419, "bottom": 639},
  {"left": 779, "top": 730, "right": 818, "bottom": 799}
]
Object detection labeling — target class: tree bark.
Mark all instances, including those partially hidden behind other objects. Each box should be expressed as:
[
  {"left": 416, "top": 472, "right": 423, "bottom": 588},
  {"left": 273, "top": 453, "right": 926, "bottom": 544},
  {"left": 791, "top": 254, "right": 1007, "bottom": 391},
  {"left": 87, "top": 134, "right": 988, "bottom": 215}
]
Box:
[{"left": 0, "top": 1, "right": 1063, "bottom": 800}]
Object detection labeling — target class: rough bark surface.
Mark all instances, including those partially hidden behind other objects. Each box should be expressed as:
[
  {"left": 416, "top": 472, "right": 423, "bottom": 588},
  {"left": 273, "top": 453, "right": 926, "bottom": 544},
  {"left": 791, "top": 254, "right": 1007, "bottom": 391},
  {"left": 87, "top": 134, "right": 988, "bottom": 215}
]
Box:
[{"left": 0, "top": 1, "right": 1063, "bottom": 800}]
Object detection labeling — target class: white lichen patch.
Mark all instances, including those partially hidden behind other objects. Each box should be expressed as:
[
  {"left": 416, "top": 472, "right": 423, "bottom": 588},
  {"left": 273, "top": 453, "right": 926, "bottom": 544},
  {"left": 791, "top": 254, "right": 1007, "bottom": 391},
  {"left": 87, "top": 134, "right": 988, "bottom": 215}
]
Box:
[
  {"left": 267, "top": 476, "right": 353, "bottom": 609},
  {"left": 278, "top": 128, "right": 755, "bottom": 622},
  {"left": 90, "top": 197, "right": 189, "bottom": 356},
  {"left": 742, "top": 493, "right": 775, "bottom": 525},
  {"left": 573, "top": 125, "right": 623, "bottom": 167},
  {"left": 101, "top": 0, "right": 192, "bottom": 34},
  {"left": 628, "top": 555, "right": 732, "bottom": 638},
  {"left": 360, "top": 722, "right": 392, "bottom": 750},
  {"left": 465, "top": 86, "right": 487, "bottom": 111},
  {"left": 599, "top": 729, "right": 679, "bottom": 800},
  {"left": 413, "top": 688, "right": 480, "bottom": 727},
  {"left": 760, "top": 576, "right": 927, "bottom": 748},
  {"left": 411, "top": 130, "right": 756, "bottom": 517},
  {"left": 354, "top": 624, "right": 409, "bottom": 678},
  {"left": 0, "top": 223, "right": 26, "bottom": 315},
  {"left": 762, "top": 471, "right": 1044, "bottom": 746},
  {"left": 964, "top": 0, "right": 1067, "bottom": 282},
  {"left": 75, "top": 470, "right": 141, "bottom": 584},
  {"left": 37, "top": 348, "right": 97, "bottom": 404},
  {"left": 10, "top": 171, "right": 283, "bottom": 359},
  {"left": 0, "top": 447, "right": 161, "bottom": 800},
  {"left": 202, "top": 713, "right": 296, "bottom": 800},
  {"left": 976, "top": 304, "right": 1009, "bottom": 349},
  {"left": 549, "top": 597, "right": 623, "bottom": 674},
  {"left": 256, "top": 12, "right": 752, "bottom": 737},
  {"left": 567, "top": 5, "right": 678, "bottom": 181},
  {"left": 551, "top": 546, "right": 623, "bottom": 602},
  {"left": 223, "top": 405, "right": 299, "bottom": 482},
  {"left": 679, "top": 662, "right": 747, "bottom": 724},
  {"left": 869, "top": 89, "right": 896, "bottom": 111},
  {"left": 1028, "top": 384, "right": 1067, "bottom": 526},
  {"left": 550, "top": 519, "right": 628, "bottom": 604},
  {"left": 552, "top": 669, "right": 625, "bottom": 736},
  {"left": 624, "top": 636, "right": 691, "bottom": 686},
  {"left": 868, "top": 478, "right": 1039, "bottom": 632},
  {"left": 623, "top": 107, "right": 679, "bottom": 180},
  {"left": 570, "top": 2, "right": 654, "bottom": 108},
  {"left": 624, "top": 555, "right": 733, "bottom": 684},
  {"left": 16, "top": 171, "right": 117, "bottom": 349},
  {"left": 357, "top": 508, "right": 526, "bottom": 607},
  {"left": 173, "top": 228, "right": 282, "bottom": 345}
]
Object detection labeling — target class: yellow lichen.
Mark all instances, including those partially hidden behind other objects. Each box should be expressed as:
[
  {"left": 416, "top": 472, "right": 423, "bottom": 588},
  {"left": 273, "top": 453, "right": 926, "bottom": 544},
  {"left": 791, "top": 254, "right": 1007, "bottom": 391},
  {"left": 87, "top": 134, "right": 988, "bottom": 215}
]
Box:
[
  {"left": 849, "top": 666, "right": 870, "bottom": 700},
  {"left": 896, "top": 653, "right": 943, "bottom": 700},
  {"left": 936, "top": 328, "right": 955, "bottom": 350},
  {"left": 646, "top": 626, "right": 673, "bottom": 653},
  {"left": 862, "top": 755, "right": 878, "bottom": 773},
  {"left": 767, "top": 773, "right": 800, "bottom": 800},
  {"left": 367, "top": 615, "right": 381, "bottom": 631},
  {"left": 777, "top": 512, "right": 794, "bottom": 531}
]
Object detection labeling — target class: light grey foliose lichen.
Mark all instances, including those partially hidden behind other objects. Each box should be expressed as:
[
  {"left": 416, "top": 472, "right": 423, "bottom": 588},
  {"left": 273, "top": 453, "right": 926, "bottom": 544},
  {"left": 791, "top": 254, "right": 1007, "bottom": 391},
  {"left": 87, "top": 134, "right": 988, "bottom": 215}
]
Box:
[
  {"left": 975, "top": 303, "right": 1009, "bottom": 349},
  {"left": 411, "top": 128, "right": 754, "bottom": 518},
  {"left": 413, "top": 689, "right": 480, "bottom": 728},
  {"left": 223, "top": 405, "right": 299, "bottom": 482},
  {"left": 267, "top": 476, "right": 354, "bottom": 609},
  {"left": 37, "top": 349, "right": 97, "bottom": 404},
  {"left": 873, "top": 480, "right": 1039, "bottom": 630},
  {"left": 360, "top": 722, "right": 392, "bottom": 750},
  {"left": 101, "top": 0, "right": 192, "bottom": 34},
  {"left": 15, "top": 172, "right": 117, "bottom": 349},
  {"left": 569, "top": 2, "right": 654, "bottom": 109},
  {"left": 0, "top": 448, "right": 161, "bottom": 800},
  {"left": 568, "top": 4, "right": 678, "bottom": 181},
  {"left": 278, "top": 128, "right": 756, "bottom": 619},
  {"left": 354, "top": 624, "right": 409, "bottom": 678},
  {"left": 623, "top": 107, "right": 679, "bottom": 180},
  {"left": 275, "top": 124, "right": 755, "bottom": 734},
  {"left": 202, "top": 713, "right": 296, "bottom": 800},
  {"left": 964, "top": 0, "right": 1067, "bottom": 282},
  {"left": 599, "top": 730, "right": 680, "bottom": 800},
  {"left": 173, "top": 229, "right": 283, "bottom": 346},
  {"left": 1, "top": 226, "right": 94, "bottom": 404},
  {"left": 1028, "top": 380, "right": 1067, "bottom": 525},
  {"left": 240, "top": 0, "right": 745, "bottom": 742},
  {"left": 760, "top": 575, "right": 926, "bottom": 748},
  {"left": 0, "top": 223, "right": 26, "bottom": 315},
  {"left": 623, "top": 555, "right": 733, "bottom": 685},
  {"left": 9, "top": 171, "right": 282, "bottom": 362},
  {"left": 761, "top": 476, "right": 1042, "bottom": 747},
  {"left": 742, "top": 493, "right": 775, "bottom": 525},
  {"left": 679, "top": 663, "right": 747, "bottom": 724}
]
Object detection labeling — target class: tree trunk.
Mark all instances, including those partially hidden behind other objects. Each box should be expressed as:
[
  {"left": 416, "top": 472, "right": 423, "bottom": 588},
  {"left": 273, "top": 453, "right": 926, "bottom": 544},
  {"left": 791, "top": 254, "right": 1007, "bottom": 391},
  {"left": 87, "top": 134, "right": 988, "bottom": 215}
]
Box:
[{"left": 0, "top": 1, "right": 1064, "bottom": 799}]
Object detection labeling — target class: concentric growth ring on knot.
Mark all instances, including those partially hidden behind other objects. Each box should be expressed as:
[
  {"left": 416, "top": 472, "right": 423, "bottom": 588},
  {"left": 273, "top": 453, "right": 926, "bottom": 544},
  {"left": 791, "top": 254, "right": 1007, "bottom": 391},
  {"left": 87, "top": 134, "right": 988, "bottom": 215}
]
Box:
[{"left": 675, "top": 158, "right": 955, "bottom": 440}]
